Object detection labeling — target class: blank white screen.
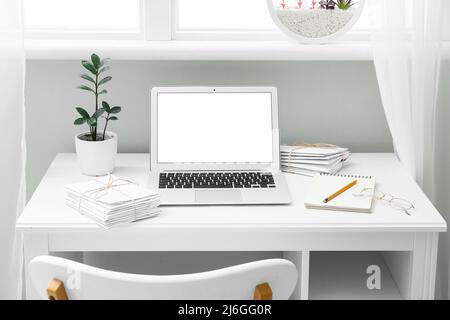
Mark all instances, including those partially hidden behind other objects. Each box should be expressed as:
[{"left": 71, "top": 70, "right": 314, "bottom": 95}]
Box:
[{"left": 157, "top": 92, "right": 273, "bottom": 163}]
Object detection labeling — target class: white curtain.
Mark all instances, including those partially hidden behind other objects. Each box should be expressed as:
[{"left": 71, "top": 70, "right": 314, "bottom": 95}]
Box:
[
  {"left": 370, "top": 0, "right": 445, "bottom": 297},
  {"left": 370, "top": 0, "right": 443, "bottom": 192},
  {"left": 0, "top": 0, "right": 26, "bottom": 299}
]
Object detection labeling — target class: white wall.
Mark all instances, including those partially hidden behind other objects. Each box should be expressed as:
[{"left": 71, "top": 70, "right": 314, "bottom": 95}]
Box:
[
  {"left": 25, "top": 60, "right": 394, "bottom": 277},
  {"left": 25, "top": 60, "right": 392, "bottom": 195}
]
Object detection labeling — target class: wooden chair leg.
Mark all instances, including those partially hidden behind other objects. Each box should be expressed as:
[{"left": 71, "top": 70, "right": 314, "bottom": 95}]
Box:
[
  {"left": 47, "top": 279, "right": 68, "bottom": 300},
  {"left": 253, "top": 282, "right": 273, "bottom": 300}
]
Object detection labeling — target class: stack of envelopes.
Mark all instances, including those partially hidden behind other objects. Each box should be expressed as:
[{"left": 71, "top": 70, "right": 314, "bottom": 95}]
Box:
[
  {"left": 65, "top": 175, "right": 161, "bottom": 229},
  {"left": 280, "top": 145, "right": 351, "bottom": 177}
]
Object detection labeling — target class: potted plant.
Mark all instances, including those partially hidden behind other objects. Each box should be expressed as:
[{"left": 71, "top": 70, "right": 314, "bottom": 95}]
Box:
[
  {"left": 74, "top": 53, "right": 122, "bottom": 176},
  {"left": 267, "top": 0, "right": 364, "bottom": 44}
]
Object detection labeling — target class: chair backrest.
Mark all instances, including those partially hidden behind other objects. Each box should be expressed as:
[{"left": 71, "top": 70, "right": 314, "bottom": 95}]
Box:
[{"left": 30, "top": 256, "right": 297, "bottom": 300}]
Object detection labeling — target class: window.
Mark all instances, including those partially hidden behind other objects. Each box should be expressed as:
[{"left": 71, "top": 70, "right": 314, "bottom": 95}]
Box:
[
  {"left": 176, "top": 0, "right": 276, "bottom": 31},
  {"left": 24, "top": 0, "right": 374, "bottom": 41},
  {"left": 174, "top": 0, "right": 372, "bottom": 40},
  {"left": 174, "top": 0, "right": 278, "bottom": 39},
  {"left": 24, "top": 0, "right": 142, "bottom": 39}
]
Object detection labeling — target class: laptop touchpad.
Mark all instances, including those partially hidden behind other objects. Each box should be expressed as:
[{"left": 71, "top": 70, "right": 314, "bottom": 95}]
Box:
[{"left": 195, "top": 190, "right": 243, "bottom": 203}]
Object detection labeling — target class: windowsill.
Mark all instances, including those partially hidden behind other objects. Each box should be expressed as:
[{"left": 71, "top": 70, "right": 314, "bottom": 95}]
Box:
[{"left": 25, "top": 39, "right": 374, "bottom": 61}]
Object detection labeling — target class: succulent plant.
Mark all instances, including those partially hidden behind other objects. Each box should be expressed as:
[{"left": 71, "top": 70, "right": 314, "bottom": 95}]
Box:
[
  {"left": 336, "top": 0, "right": 355, "bottom": 10},
  {"left": 320, "top": 0, "right": 336, "bottom": 10}
]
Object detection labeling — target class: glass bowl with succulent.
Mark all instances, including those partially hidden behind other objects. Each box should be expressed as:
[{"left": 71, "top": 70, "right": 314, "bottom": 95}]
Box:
[
  {"left": 267, "top": 0, "right": 365, "bottom": 44},
  {"left": 74, "top": 53, "right": 123, "bottom": 176}
]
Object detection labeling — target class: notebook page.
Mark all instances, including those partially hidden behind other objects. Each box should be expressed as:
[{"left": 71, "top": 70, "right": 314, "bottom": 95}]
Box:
[{"left": 305, "top": 174, "right": 376, "bottom": 213}]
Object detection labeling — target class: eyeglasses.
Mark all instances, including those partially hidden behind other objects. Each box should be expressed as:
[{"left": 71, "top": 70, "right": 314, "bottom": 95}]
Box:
[{"left": 353, "top": 188, "right": 415, "bottom": 216}]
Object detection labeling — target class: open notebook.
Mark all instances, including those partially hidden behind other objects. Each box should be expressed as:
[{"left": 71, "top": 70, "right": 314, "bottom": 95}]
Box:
[{"left": 305, "top": 173, "right": 376, "bottom": 213}]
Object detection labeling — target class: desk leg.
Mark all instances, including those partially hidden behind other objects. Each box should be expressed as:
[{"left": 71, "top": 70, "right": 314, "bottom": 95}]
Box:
[
  {"left": 24, "top": 233, "right": 49, "bottom": 300},
  {"left": 383, "top": 232, "right": 438, "bottom": 300},
  {"left": 409, "top": 232, "right": 439, "bottom": 299},
  {"left": 283, "top": 251, "right": 309, "bottom": 300}
]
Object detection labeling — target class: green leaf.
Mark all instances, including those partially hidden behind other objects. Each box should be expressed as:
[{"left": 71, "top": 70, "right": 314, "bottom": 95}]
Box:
[
  {"left": 109, "top": 106, "right": 122, "bottom": 114},
  {"left": 98, "top": 66, "right": 111, "bottom": 74},
  {"left": 98, "top": 89, "right": 108, "bottom": 95},
  {"left": 74, "top": 118, "right": 86, "bottom": 125},
  {"left": 98, "top": 76, "right": 112, "bottom": 86},
  {"left": 80, "top": 74, "right": 95, "bottom": 84},
  {"left": 92, "top": 108, "right": 105, "bottom": 119},
  {"left": 91, "top": 54, "right": 101, "bottom": 68},
  {"left": 76, "top": 107, "right": 90, "bottom": 119},
  {"left": 81, "top": 60, "right": 97, "bottom": 75},
  {"left": 78, "top": 85, "right": 95, "bottom": 94},
  {"left": 102, "top": 101, "right": 111, "bottom": 112},
  {"left": 109, "top": 116, "right": 119, "bottom": 121},
  {"left": 87, "top": 117, "right": 97, "bottom": 126}
]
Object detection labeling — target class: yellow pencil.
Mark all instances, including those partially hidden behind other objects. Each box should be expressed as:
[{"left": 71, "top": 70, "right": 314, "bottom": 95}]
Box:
[{"left": 323, "top": 179, "right": 358, "bottom": 203}]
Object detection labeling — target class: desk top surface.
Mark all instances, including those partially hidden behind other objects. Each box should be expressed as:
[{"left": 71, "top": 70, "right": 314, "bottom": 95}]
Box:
[{"left": 17, "top": 153, "right": 446, "bottom": 232}]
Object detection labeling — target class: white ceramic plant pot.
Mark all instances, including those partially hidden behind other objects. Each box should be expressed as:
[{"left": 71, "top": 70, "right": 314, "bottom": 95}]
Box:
[
  {"left": 267, "top": 0, "right": 365, "bottom": 44},
  {"left": 75, "top": 131, "right": 118, "bottom": 176}
]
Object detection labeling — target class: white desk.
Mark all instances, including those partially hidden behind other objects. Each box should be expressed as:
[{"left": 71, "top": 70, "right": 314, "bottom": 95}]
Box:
[{"left": 17, "top": 153, "right": 446, "bottom": 300}]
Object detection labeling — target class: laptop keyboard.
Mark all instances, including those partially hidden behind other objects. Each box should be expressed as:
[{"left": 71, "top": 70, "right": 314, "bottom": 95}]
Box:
[{"left": 159, "top": 172, "right": 276, "bottom": 189}]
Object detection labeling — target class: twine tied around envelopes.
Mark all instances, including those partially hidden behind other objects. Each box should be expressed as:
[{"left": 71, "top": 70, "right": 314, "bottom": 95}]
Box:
[
  {"left": 285, "top": 143, "right": 337, "bottom": 165},
  {"left": 283, "top": 143, "right": 347, "bottom": 172},
  {"left": 77, "top": 175, "right": 138, "bottom": 223}
]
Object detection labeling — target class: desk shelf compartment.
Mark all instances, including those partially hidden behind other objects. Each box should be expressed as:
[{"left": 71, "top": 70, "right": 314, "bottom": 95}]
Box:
[{"left": 308, "top": 251, "right": 404, "bottom": 300}]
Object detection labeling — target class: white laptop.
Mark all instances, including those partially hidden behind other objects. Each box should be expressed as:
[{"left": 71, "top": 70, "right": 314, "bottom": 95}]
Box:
[{"left": 149, "top": 87, "right": 291, "bottom": 205}]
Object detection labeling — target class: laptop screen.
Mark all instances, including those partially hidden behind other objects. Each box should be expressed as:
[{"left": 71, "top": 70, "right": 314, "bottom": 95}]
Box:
[{"left": 157, "top": 92, "right": 274, "bottom": 164}]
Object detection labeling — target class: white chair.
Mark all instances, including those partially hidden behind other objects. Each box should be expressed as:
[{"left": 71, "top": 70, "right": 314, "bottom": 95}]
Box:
[{"left": 30, "top": 256, "right": 297, "bottom": 300}]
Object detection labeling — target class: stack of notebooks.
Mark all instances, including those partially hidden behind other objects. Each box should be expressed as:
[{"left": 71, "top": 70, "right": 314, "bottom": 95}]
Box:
[
  {"left": 280, "top": 145, "right": 351, "bottom": 177},
  {"left": 65, "top": 175, "right": 161, "bottom": 229}
]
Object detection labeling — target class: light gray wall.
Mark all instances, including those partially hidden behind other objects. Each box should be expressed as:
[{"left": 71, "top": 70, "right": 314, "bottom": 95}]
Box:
[
  {"left": 25, "top": 60, "right": 393, "bottom": 275},
  {"left": 25, "top": 60, "right": 392, "bottom": 197}
]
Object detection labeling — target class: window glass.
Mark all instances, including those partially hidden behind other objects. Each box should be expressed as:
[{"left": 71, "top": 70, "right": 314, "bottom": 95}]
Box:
[
  {"left": 24, "top": 0, "right": 140, "bottom": 30},
  {"left": 177, "top": 0, "right": 277, "bottom": 31}
]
